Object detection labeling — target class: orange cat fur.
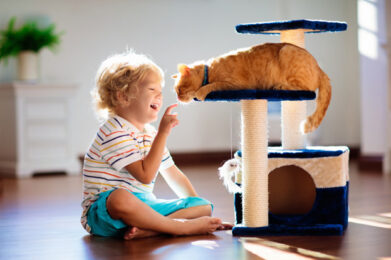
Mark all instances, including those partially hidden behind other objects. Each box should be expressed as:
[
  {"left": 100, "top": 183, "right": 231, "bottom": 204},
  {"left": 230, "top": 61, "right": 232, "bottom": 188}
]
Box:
[{"left": 172, "top": 43, "right": 331, "bottom": 133}]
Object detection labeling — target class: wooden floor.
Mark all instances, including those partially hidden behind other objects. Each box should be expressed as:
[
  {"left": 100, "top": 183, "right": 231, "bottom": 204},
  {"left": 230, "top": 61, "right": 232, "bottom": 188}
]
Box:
[{"left": 1, "top": 161, "right": 391, "bottom": 259}]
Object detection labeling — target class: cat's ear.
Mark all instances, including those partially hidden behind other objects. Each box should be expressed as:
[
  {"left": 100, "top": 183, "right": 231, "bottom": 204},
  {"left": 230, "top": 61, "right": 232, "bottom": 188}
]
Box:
[{"left": 177, "top": 64, "right": 190, "bottom": 77}]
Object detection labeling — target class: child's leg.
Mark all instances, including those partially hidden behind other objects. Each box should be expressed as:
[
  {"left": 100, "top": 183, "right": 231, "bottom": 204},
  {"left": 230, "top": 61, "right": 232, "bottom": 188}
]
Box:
[
  {"left": 106, "top": 189, "right": 221, "bottom": 237},
  {"left": 167, "top": 204, "right": 212, "bottom": 219},
  {"left": 123, "top": 205, "right": 212, "bottom": 240},
  {"left": 124, "top": 204, "right": 232, "bottom": 240},
  {"left": 123, "top": 201, "right": 234, "bottom": 240}
]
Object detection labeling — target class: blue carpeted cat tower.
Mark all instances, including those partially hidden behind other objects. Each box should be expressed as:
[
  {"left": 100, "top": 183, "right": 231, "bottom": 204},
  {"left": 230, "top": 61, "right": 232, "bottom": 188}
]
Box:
[{"left": 199, "top": 20, "right": 349, "bottom": 236}]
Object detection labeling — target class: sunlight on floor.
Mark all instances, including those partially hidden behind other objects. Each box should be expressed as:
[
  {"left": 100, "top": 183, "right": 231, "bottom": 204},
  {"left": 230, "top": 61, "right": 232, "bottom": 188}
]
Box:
[
  {"left": 191, "top": 240, "right": 219, "bottom": 250},
  {"left": 240, "top": 237, "right": 339, "bottom": 260},
  {"left": 349, "top": 213, "right": 391, "bottom": 229}
]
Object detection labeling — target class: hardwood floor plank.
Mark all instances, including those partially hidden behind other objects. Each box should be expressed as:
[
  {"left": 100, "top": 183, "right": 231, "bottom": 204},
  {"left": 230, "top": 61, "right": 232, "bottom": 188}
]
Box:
[{"left": 0, "top": 161, "right": 391, "bottom": 259}]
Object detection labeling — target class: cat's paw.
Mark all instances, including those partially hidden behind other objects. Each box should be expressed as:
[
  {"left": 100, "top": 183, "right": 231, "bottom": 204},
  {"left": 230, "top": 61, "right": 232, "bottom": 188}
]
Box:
[{"left": 195, "top": 89, "right": 208, "bottom": 101}]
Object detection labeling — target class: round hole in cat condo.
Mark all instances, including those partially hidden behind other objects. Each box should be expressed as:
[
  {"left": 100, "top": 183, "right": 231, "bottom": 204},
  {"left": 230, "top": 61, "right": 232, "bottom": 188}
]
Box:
[{"left": 268, "top": 165, "right": 316, "bottom": 215}]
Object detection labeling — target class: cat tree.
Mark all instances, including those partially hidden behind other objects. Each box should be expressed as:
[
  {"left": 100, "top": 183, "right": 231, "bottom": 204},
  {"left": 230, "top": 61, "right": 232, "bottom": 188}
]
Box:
[{"left": 199, "top": 20, "right": 349, "bottom": 236}]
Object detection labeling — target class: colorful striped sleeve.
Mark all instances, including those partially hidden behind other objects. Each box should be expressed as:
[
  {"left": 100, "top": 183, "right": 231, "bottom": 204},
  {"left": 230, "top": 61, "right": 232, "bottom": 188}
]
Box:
[{"left": 100, "top": 130, "right": 142, "bottom": 171}]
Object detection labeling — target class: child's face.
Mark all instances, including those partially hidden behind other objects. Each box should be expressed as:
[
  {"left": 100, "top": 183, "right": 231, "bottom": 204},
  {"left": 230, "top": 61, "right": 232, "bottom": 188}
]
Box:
[{"left": 127, "top": 72, "right": 163, "bottom": 126}]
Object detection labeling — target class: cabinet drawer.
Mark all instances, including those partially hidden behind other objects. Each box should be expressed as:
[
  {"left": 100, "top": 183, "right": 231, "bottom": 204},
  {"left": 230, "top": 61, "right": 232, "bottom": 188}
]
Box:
[
  {"left": 27, "top": 142, "right": 68, "bottom": 160},
  {"left": 25, "top": 99, "right": 67, "bottom": 120},
  {"left": 27, "top": 123, "right": 67, "bottom": 141}
]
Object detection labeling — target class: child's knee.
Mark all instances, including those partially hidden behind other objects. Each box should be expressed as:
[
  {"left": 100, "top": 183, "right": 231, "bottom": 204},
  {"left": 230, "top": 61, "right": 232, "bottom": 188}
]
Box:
[
  {"left": 106, "top": 189, "right": 135, "bottom": 218},
  {"left": 198, "top": 204, "right": 212, "bottom": 216},
  {"left": 186, "top": 197, "right": 213, "bottom": 216}
]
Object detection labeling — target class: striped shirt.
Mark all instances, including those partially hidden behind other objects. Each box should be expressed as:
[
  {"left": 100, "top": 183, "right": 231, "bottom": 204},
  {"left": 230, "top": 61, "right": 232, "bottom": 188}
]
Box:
[{"left": 81, "top": 115, "right": 174, "bottom": 233}]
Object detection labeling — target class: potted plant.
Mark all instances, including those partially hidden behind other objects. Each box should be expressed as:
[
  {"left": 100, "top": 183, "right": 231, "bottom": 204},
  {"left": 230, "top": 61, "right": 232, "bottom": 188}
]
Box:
[{"left": 0, "top": 17, "right": 63, "bottom": 81}]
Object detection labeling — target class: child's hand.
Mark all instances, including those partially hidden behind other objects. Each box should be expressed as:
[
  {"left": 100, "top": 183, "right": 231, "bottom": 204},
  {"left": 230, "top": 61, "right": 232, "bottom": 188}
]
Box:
[{"left": 158, "top": 104, "right": 179, "bottom": 135}]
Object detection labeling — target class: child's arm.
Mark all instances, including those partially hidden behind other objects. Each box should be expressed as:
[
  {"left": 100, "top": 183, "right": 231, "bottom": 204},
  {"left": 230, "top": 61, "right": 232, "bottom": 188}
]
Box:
[
  {"left": 160, "top": 165, "right": 198, "bottom": 198},
  {"left": 124, "top": 104, "right": 178, "bottom": 184}
]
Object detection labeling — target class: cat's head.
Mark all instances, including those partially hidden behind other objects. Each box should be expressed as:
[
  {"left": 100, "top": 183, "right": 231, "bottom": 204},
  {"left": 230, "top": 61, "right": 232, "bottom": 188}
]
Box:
[{"left": 172, "top": 64, "right": 201, "bottom": 103}]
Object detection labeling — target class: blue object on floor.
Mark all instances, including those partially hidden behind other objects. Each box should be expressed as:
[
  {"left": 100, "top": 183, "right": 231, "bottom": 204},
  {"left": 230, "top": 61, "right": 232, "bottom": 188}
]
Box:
[
  {"left": 233, "top": 147, "right": 349, "bottom": 236},
  {"left": 232, "top": 224, "right": 344, "bottom": 236},
  {"left": 233, "top": 183, "right": 349, "bottom": 236}
]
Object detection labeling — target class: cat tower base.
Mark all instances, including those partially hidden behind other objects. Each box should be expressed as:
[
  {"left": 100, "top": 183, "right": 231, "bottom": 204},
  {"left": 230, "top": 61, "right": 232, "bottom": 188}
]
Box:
[
  {"left": 232, "top": 223, "right": 344, "bottom": 236},
  {"left": 233, "top": 146, "right": 349, "bottom": 236}
]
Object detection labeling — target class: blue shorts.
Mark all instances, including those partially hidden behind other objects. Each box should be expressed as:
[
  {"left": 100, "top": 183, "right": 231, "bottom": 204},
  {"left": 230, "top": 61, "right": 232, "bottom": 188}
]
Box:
[{"left": 87, "top": 189, "right": 213, "bottom": 238}]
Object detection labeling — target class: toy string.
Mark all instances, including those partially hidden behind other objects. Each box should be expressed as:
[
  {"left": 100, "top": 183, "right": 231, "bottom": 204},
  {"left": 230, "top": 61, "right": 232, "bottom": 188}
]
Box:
[{"left": 230, "top": 104, "right": 233, "bottom": 159}]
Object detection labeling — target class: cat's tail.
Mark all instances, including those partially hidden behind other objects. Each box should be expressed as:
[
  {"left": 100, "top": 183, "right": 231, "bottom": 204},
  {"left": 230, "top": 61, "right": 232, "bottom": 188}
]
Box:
[{"left": 302, "top": 70, "right": 332, "bottom": 133}]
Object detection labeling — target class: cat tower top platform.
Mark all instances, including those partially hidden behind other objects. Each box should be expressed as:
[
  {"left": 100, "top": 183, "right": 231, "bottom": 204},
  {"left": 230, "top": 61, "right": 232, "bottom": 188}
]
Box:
[
  {"left": 235, "top": 19, "right": 347, "bottom": 35},
  {"left": 199, "top": 20, "right": 347, "bottom": 103},
  {"left": 199, "top": 89, "right": 316, "bottom": 102}
]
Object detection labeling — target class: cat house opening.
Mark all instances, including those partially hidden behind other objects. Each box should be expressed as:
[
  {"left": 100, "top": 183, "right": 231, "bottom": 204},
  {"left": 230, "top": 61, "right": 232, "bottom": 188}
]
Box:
[{"left": 269, "top": 165, "right": 316, "bottom": 215}]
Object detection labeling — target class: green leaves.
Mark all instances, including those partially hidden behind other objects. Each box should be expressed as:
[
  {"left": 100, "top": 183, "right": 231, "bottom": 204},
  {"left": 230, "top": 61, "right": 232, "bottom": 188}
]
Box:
[{"left": 0, "top": 17, "right": 63, "bottom": 63}]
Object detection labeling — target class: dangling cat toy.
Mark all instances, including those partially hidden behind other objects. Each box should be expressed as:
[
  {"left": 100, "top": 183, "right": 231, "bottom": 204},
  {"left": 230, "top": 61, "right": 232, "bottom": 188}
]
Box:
[
  {"left": 218, "top": 158, "right": 242, "bottom": 194},
  {"left": 172, "top": 43, "right": 331, "bottom": 133}
]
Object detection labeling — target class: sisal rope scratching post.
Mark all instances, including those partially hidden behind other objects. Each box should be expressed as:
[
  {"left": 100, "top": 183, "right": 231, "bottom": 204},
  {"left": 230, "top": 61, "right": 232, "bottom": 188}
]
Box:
[
  {"left": 280, "top": 30, "right": 307, "bottom": 149},
  {"left": 241, "top": 99, "right": 268, "bottom": 227}
]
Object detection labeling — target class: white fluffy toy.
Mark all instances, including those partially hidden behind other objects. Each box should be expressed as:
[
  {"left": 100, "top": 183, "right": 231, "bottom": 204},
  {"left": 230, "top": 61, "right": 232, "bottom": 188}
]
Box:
[{"left": 218, "top": 158, "right": 242, "bottom": 194}]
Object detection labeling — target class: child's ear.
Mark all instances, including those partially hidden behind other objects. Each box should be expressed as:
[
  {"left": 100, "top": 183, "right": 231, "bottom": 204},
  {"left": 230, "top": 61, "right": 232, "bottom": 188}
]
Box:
[
  {"left": 177, "top": 64, "right": 190, "bottom": 77},
  {"left": 116, "top": 90, "right": 129, "bottom": 106}
]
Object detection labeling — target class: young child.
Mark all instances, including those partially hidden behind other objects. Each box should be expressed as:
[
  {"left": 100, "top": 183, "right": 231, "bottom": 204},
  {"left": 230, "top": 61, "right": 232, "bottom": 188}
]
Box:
[{"left": 81, "top": 50, "right": 228, "bottom": 240}]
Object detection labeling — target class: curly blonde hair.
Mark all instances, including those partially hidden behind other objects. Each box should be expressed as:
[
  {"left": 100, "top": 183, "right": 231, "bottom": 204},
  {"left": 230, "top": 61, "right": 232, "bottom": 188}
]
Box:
[{"left": 92, "top": 50, "right": 164, "bottom": 118}]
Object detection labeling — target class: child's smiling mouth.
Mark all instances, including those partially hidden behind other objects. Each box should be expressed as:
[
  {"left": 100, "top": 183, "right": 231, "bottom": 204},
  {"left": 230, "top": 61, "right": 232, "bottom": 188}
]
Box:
[{"left": 150, "top": 103, "right": 160, "bottom": 110}]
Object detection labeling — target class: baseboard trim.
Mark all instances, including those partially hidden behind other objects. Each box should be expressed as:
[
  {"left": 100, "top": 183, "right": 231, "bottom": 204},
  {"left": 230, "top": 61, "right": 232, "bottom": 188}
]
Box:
[
  {"left": 358, "top": 154, "right": 383, "bottom": 172},
  {"left": 173, "top": 146, "right": 362, "bottom": 167},
  {"left": 78, "top": 146, "right": 362, "bottom": 168},
  {"left": 171, "top": 151, "right": 232, "bottom": 167},
  {"left": 349, "top": 147, "right": 360, "bottom": 160}
]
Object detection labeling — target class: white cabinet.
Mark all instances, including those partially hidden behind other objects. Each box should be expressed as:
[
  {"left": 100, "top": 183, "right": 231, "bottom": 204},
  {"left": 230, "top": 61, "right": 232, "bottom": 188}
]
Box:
[{"left": 0, "top": 82, "right": 79, "bottom": 177}]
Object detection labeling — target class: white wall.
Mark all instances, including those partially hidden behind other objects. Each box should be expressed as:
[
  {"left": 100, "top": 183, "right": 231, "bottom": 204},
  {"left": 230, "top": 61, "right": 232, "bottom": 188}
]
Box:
[
  {"left": 385, "top": 0, "right": 391, "bottom": 173},
  {"left": 359, "top": 0, "right": 389, "bottom": 156},
  {"left": 0, "top": 0, "right": 360, "bottom": 155}
]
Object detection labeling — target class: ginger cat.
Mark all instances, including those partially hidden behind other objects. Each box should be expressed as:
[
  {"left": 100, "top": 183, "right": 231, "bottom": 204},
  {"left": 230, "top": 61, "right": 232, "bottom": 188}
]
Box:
[{"left": 172, "top": 43, "right": 331, "bottom": 133}]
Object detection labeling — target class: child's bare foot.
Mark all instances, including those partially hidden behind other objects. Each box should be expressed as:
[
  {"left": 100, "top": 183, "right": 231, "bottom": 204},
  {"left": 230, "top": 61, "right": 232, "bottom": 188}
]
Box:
[
  {"left": 178, "top": 216, "right": 222, "bottom": 235},
  {"left": 123, "top": 227, "right": 159, "bottom": 240}
]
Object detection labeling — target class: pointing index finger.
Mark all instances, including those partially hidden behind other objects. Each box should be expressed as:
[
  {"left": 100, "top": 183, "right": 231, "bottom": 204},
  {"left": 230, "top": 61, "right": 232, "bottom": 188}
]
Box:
[{"left": 165, "top": 103, "right": 178, "bottom": 115}]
